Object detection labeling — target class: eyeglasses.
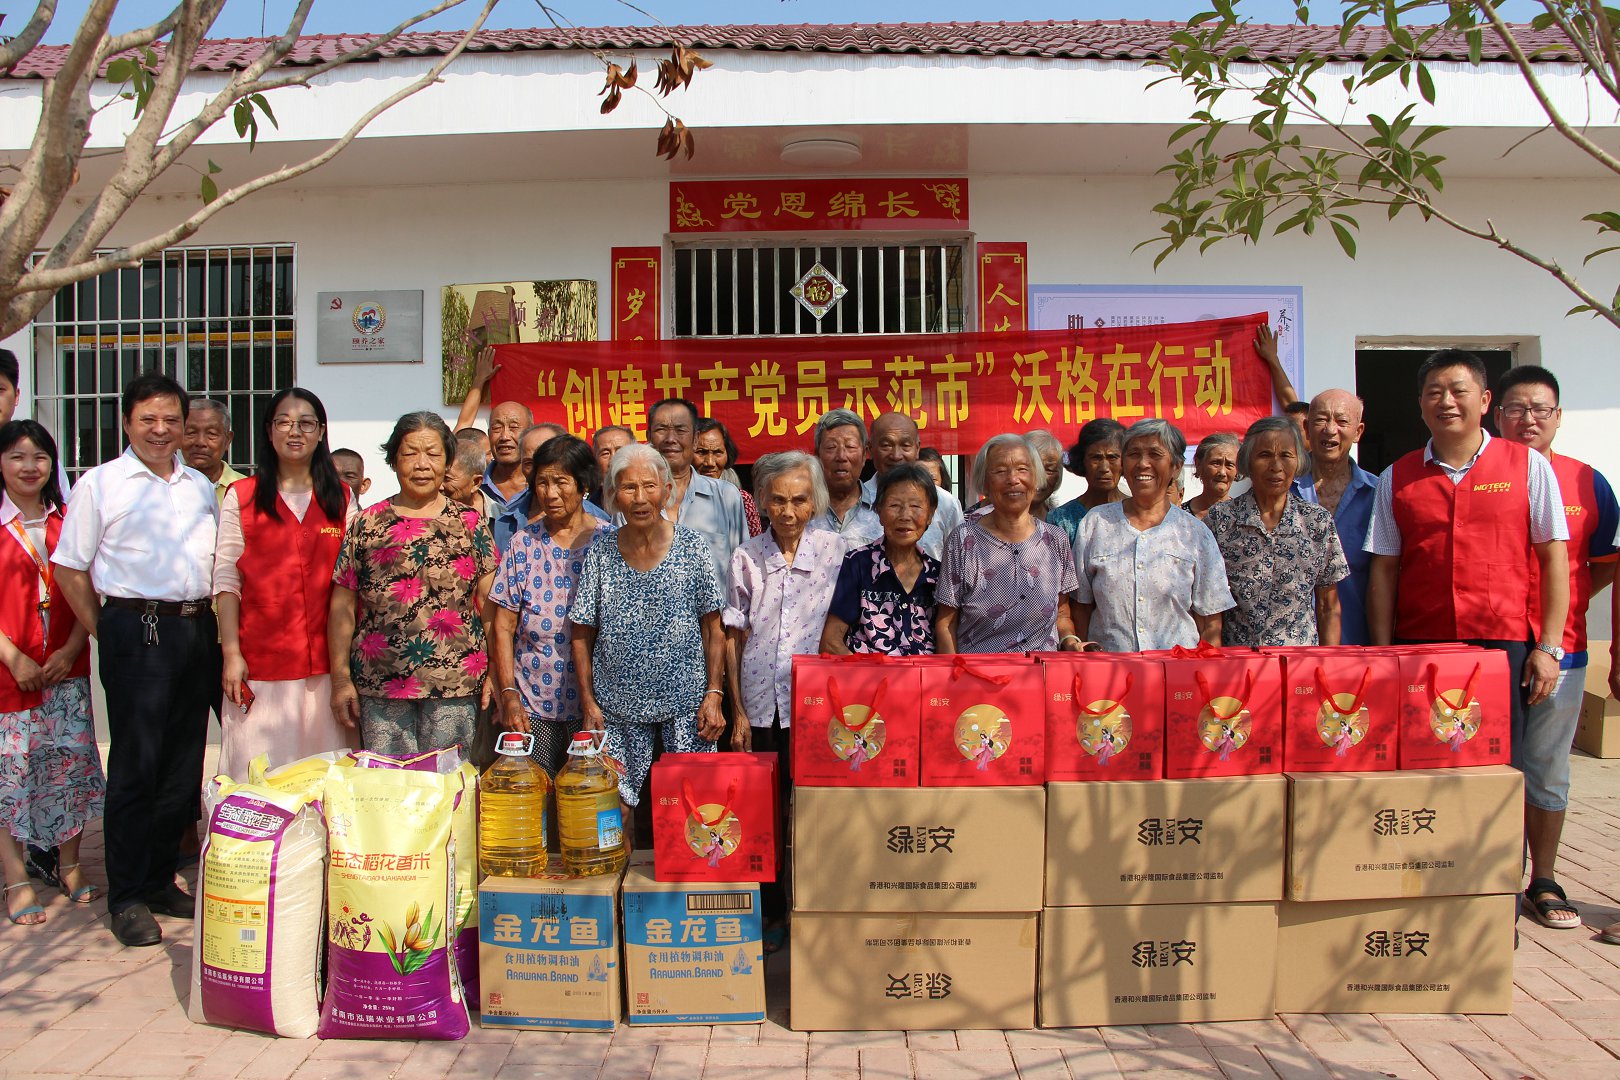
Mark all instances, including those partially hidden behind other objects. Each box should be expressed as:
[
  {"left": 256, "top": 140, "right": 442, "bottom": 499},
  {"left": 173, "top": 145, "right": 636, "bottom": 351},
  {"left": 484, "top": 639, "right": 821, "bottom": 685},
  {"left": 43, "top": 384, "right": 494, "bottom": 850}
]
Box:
[
  {"left": 272, "top": 418, "right": 323, "bottom": 434},
  {"left": 1499, "top": 405, "right": 1557, "bottom": 421}
]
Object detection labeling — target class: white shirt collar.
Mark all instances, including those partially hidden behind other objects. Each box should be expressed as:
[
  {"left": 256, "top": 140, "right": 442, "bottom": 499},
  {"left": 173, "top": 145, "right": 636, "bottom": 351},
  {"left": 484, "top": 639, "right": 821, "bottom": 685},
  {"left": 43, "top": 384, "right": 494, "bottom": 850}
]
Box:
[
  {"left": 1423, "top": 430, "right": 1490, "bottom": 468},
  {"left": 119, "top": 446, "right": 191, "bottom": 486}
]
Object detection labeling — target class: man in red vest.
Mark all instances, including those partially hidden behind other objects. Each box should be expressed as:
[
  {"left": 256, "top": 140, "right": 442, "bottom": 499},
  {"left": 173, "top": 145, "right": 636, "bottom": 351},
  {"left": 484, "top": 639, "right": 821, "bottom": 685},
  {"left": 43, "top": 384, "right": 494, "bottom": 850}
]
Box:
[
  {"left": 1366, "top": 349, "right": 1570, "bottom": 920},
  {"left": 1494, "top": 366, "right": 1617, "bottom": 931}
]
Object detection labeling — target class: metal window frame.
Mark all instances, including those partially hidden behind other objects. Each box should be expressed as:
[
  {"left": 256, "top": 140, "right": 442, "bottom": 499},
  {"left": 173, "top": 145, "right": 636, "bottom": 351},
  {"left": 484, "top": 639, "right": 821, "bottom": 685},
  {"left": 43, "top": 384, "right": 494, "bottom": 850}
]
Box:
[{"left": 28, "top": 243, "right": 298, "bottom": 478}]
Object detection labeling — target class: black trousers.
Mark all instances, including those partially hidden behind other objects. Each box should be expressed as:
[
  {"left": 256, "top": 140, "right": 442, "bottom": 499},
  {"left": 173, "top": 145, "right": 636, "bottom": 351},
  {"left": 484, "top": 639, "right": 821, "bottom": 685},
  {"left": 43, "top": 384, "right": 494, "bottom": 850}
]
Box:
[
  {"left": 1396, "top": 637, "right": 1530, "bottom": 766},
  {"left": 98, "top": 606, "right": 222, "bottom": 915},
  {"left": 750, "top": 713, "right": 793, "bottom": 923}
]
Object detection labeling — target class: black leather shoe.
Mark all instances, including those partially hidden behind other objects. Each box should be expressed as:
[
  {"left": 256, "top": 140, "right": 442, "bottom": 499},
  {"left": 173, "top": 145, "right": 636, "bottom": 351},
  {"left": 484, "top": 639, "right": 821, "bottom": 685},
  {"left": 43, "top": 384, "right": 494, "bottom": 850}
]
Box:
[
  {"left": 145, "top": 885, "right": 196, "bottom": 919},
  {"left": 111, "top": 905, "right": 162, "bottom": 947}
]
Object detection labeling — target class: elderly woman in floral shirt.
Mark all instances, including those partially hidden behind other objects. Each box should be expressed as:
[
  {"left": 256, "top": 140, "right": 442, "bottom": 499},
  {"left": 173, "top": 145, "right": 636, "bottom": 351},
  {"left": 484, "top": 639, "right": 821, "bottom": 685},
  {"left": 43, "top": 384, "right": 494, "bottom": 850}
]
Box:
[{"left": 329, "top": 412, "right": 498, "bottom": 756}]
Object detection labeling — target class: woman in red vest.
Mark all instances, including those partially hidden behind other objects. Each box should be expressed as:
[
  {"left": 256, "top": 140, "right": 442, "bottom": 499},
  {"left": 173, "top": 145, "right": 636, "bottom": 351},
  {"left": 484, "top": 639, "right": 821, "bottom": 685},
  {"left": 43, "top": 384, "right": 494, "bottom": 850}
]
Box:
[
  {"left": 214, "top": 388, "right": 354, "bottom": 779},
  {"left": 0, "top": 421, "right": 102, "bottom": 925}
]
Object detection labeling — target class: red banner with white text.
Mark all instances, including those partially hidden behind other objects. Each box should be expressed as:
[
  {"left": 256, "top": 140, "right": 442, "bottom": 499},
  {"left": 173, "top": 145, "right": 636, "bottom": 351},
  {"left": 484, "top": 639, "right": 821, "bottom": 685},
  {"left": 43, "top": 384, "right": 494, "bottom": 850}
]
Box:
[{"left": 489, "top": 313, "right": 1272, "bottom": 461}]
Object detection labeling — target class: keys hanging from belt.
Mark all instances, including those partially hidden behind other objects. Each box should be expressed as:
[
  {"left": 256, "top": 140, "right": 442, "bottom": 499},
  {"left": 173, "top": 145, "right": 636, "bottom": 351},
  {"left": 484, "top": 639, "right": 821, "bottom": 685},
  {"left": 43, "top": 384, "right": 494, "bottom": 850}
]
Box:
[{"left": 141, "top": 602, "right": 160, "bottom": 647}]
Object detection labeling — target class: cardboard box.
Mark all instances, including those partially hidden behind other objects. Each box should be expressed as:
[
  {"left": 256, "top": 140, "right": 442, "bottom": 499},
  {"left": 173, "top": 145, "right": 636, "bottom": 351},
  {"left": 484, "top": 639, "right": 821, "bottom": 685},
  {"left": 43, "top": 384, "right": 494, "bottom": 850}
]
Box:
[
  {"left": 1162, "top": 653, "right": 1283, "bottom": 778},
  {"left": 1397, "top": 647, "right": 1512, "bottom": 769},
  {"left": 1285, "top": 766, "right": 1522, "bottom": 901},
  {"left": 478, "top": 865, "right": 623, "bottom": 1031},
  {"left": 790, "top": 912, "right": 1037, "bottom": 1031},
  {"left": 1039, "top": 902, "right": 1278, "bottom": 1027},
  {"left": 1280, "top": 650, "right": 1399, "bottom": 773},
  {"left": 792, "top": 656, "right": 921, "bottom": 787},
  {"left": 1276, "top": 894, "right": 1516, "bottom": 1014},
  {"left": 650, "top": 752, "right": 778, "bottom": 882},
  {"left": 1044, "top": 777, "right": 1286, "bottom": 906},
  {"left": 1040, "top": 654, "right": 1165, "bottom": 781},
  {"left": 916, "top": 655, "right": 1047, "bottom": 786},
  {"left": 620, "top": 864, "right": 764, "bottom": 1025},
  {"left": 1576, "top": 691, "right": 1620, "bottom": 758},
  {"left": 793, "top": 786, "right": 1046, "bottom": 913}
]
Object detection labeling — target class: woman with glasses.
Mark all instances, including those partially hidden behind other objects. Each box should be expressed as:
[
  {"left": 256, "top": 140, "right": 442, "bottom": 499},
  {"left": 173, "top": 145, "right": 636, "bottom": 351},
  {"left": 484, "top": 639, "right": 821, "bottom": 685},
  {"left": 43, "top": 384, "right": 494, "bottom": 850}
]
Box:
[{"left": 213, "top": 389, "right": 356, "bottom": 777}]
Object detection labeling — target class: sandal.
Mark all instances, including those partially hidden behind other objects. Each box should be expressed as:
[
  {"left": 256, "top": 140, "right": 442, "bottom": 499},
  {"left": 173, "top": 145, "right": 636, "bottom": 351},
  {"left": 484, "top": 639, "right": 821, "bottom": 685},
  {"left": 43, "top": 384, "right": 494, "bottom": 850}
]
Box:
[
  {"left": 56, "top": 862, "right": 99, "bottom": 905},
  {"left": 1524, "top": 877, "right": 1582, "bottom": 930},
  {"left": 1600, "top": 922, "right": 1620, "bottom": 946},
  {"left": 762, "top": 923, "right": 788, "bottom": 956},
  {"left": 4, "top": 882, "right": 46, "bottom": 926}
]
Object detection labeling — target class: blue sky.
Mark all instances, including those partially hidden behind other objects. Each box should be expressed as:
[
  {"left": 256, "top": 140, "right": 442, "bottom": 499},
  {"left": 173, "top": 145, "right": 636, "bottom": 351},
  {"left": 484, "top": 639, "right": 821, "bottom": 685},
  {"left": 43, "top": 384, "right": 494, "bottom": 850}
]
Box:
[{"left": 36, "top": 1, "right": 1547, "bottom": 43}]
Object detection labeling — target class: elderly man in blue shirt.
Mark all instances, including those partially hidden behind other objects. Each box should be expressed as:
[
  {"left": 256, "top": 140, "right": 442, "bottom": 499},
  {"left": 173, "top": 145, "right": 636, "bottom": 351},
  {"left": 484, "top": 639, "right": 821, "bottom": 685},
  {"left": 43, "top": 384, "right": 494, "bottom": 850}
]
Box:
[{"left": 1290, "top": 388, "right": 1378, "bottom": 645}]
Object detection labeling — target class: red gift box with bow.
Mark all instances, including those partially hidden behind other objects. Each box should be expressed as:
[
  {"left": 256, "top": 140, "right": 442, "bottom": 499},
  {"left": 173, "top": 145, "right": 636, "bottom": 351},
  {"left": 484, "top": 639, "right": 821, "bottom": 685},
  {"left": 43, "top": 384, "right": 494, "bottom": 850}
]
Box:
[
  {"left": 1396, "top": 647, "right": 1513, "bottom": 769},
  {"left": 790, "top": 656, "right": 921, "bottom": 787},
  {"left": 1038, "top": 653, "right": 1165, "bottom": 781},
  {"left": 914, "top": 654, "right": 1046, "bottom": 786},
  {"left": 1276, "top": 648, "right": 1400, "bottom": 772},
  {"left": 1160, "top": 642, "right": 1283, "bottom": 779},
  {"left": 650, "top": 752, "right": 778, "bottom": 882}
]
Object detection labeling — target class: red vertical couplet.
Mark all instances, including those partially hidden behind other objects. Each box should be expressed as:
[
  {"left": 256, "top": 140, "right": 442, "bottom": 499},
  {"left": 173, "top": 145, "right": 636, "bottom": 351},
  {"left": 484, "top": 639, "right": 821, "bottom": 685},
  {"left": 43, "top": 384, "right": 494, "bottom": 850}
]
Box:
[
  {"left": 976, "top": 242, "right": 1028, "bottom": 334},
  {"left": 611, "top": 247, "right": 661, "bottom": 341}
]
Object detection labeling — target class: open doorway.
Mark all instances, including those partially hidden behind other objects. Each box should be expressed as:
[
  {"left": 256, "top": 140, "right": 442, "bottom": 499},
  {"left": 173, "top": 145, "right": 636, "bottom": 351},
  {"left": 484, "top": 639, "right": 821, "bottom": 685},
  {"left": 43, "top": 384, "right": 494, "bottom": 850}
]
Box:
[{"left": 1353, "top": 347, "right": 1515, "bottom": 475}]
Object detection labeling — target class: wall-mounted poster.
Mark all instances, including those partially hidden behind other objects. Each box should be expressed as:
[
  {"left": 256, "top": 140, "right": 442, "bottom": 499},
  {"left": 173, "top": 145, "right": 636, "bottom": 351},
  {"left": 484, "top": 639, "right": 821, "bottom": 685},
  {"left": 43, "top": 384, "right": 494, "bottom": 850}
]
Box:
[
  {"left": 441, "top": 279, "right": 597, "bottom": 405},
  {"left": 316, "top": 290, "right": 424, "bottom": 364},
  {"left": 1029, "top": 284, "right": 1304, "bottom": 400}
]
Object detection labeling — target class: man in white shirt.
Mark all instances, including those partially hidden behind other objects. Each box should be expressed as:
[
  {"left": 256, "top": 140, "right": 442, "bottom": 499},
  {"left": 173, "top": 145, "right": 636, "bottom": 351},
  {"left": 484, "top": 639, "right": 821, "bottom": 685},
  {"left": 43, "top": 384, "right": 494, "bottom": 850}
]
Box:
[
  {"left": 53, "top": 373, "right": 222, "bottom": 948},
  {"left": 860, "top": 412, "right": 964, "bottom": 560}
]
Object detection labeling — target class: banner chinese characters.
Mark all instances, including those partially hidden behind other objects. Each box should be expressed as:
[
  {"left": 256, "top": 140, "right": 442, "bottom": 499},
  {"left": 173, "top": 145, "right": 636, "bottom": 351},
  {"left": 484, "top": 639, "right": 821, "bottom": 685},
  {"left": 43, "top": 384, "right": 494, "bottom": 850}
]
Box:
[
  {"left": 489, "top": 313, "right": 1271, "bottom": 461},
  {"left": 671, "top": 178, "right": 968, "bottom": 233},
  {"left": 611, "top": 247, "right": 661, "bottom": 340},
  {"left": 977, "top": 243, "right": 1028, "bottom": 333}
]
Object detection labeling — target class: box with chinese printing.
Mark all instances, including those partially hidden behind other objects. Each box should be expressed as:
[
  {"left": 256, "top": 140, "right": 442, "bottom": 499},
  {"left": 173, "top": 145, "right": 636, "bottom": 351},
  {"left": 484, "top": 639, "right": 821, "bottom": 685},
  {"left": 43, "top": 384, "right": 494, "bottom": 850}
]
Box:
[
  {"left": 915, "top": 655, "right": 1047, "bottom": 786},
  {"left": 1040, "top": 654, "right": 1165, "bottom": 781},
  {"left": 619, "top": 864, "right": 764, "bottom": 1026},
  {"left": 1576, "top": 692, "right": 1620, "bottom": 758},
  {"left": 793, "top": 786, "right": 1045, "bottom": 913},
  {"left": 1285, "top": 766, "right": 1522, "bottom": 901},
  {"left": 1044, "top": 777, "right": 1285, "bottom": 906},
  {"left": 790, "top": 912, "right": 1037, "bottom": 1031},
  {"left": 1162, "top": 652, "right": 1283, "bottom": 779},
  {"left": 1039, "top": 902, "right": 1278, "bottom": 1027},
  {"left": 791, "top": 655, "right": 922, "bottom": 787},
  {"left": 478, "top": 864, "right": 623, "bottom": 1031},
  {"left": 1397, "top": 647, "right": 1512, "bottom": 769},
  {"left": 1281, "top": 650, "right": 1400, "bottom": 773},
  {"left": 1276, "top": 894, "right": 1516, "bottom": 1014}
]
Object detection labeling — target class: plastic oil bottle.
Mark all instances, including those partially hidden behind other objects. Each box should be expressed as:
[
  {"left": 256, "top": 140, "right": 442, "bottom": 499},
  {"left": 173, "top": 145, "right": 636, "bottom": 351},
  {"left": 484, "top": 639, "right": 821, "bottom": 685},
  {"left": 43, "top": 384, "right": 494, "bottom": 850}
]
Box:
[
  {"left": 555, "top": 732, "right": 627, "bottom": 877},
  {"left": 479, "top": 731, "right": 550, "bottom": 877}
]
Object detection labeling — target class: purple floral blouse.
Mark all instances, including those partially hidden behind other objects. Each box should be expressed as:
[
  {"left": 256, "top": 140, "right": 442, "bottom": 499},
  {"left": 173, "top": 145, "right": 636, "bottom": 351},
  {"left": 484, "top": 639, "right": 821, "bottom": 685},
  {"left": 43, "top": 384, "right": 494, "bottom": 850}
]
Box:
[
  {"left": 936, "top": 517, "right": 1079, "bottom": 654},
  {"left": 827, "top": 540, "right": 940, "bottom": 655}
]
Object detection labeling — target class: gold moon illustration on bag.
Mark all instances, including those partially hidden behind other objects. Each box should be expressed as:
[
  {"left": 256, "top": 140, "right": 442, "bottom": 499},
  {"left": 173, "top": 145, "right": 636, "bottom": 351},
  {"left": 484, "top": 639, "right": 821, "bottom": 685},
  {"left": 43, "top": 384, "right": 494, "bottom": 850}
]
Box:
[
  {"left": 954, "top": 704, "right": 1012, "bottom": 763},
  {"left": 684, "top": 803, "right": 741, "bottom": 861},
  {"left": 827, "top": 703, "right": 886, "bottom": 761},
  {"left": 1197, "top": 698, "right": 1252, "bottom": 753},
  {"left": 1078, "top": 701, "right": 1132, "bottom": 758},
  {"left": 1316, "top": 693, "right": 1369, "bottom": 749},
  {"left": 1429, "top": 692, "right": 1479, "bottom": 745}
]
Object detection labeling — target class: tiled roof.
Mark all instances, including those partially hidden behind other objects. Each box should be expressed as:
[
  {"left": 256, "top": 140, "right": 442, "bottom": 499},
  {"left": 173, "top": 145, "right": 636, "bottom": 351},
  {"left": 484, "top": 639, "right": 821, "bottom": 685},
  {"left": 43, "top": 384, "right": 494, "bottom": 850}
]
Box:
[{"left": 4, "top": 19, "right": 1574, "bottom": 80}]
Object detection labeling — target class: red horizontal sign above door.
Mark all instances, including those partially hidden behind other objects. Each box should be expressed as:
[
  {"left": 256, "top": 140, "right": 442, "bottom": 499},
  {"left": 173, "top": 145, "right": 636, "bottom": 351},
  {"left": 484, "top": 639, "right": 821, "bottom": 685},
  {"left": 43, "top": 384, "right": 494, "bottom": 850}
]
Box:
[{"left": 670, "top": 178, "right": 969, "bottom": 233}]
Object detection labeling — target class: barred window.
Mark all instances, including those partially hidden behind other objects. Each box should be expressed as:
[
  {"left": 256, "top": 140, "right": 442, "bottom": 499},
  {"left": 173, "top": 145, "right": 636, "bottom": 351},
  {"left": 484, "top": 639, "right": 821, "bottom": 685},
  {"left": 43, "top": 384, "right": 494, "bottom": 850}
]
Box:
[{"left": 29, "top": 244, "right": 295, "bottom": 478}]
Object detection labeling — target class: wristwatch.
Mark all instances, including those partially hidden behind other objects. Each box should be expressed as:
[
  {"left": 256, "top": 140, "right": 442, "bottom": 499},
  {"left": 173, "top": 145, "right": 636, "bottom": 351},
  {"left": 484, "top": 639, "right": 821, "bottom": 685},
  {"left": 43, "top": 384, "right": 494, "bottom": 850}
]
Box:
[{"left": 1535, "top": 641, "right": 1567, "bottom": 662}]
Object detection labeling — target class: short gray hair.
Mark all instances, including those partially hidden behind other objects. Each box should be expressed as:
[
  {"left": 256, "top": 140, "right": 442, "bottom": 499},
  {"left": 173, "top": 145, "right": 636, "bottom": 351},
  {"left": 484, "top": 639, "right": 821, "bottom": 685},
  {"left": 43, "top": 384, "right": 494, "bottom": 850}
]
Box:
[
  {"left": 605, "top": 442, "right": 672, "bottom": 496},
  {"left": 752, "top": 451, "right": 830, "bottom": 518},
  {"left": 1122, "top": 418, "right": 1187, "bottom": 464},
  {"left": 972, "top": 433, "right": 1045, "bottom": 494},
  {"left": 1192, "top": 431, "right": 1241, "bottom": 468},
  {"left": 813, "top": 408, "right": 866, "bottom": 451},
  {"left": 1237, "top": 416, "right": 1313, "bottom": 481},
  {"left": 190, "top": 399, "right": 230, "bottom": 428},
  {"left": 1025, "top": 429, "right": 1063, "bottom": 460},
  {"left": 453, "top": 440, "right": 487, "bottom": 477}
]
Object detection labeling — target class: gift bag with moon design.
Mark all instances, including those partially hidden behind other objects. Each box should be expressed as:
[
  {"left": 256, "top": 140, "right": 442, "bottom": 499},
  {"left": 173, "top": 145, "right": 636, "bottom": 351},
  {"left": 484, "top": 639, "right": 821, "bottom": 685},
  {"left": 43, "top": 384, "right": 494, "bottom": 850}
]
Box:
[
  {"left": 1279, "top": 649, "right": 1399, "bottom": 772},
  {"left": 915, "top": 654, "right": 1046, "bottom": 786},
  {"left": 1161, "top": 643, "right": 1283, "bottom": 779},
  {"left": 1397, "top": 647, "right": 1512, "bottom": 769},
  {"left": 650, "top": 752, "right": 778, "bottom": 882},
  {"left": 790, "top": 655, "right": 921, "bottom": 787},
  {"left": 1039, "top": 653, "right": 1165, "bottom": 781}
]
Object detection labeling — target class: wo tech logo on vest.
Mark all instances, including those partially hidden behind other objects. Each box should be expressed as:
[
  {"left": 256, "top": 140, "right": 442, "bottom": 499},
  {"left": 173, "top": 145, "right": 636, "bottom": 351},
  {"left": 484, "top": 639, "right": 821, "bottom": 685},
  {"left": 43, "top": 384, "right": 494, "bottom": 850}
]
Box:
[{"left": 1472, "top": 481, "right": 1513, "bottom": 494}]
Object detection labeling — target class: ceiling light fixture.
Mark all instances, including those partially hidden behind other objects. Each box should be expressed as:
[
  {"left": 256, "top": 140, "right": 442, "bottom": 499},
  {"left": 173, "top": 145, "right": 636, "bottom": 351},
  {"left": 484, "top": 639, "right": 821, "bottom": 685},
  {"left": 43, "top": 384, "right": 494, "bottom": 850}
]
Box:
[{"left": 779, "top": 137, "right": 863, "bottom": 168}]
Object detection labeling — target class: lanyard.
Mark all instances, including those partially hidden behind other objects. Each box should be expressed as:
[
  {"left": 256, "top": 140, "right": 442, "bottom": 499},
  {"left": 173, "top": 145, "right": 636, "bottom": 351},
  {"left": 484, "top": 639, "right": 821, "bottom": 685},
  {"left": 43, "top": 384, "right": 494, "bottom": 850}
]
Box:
[{"left": 8, "top": 518, "right": 52, "bottom": 610}]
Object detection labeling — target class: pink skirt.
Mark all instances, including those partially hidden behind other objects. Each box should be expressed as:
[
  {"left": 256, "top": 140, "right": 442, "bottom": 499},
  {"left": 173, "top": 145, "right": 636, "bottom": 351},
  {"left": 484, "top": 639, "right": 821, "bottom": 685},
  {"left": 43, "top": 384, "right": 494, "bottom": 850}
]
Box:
[{"left": 217, "top": 674, "right": 353, "bottom": 780}]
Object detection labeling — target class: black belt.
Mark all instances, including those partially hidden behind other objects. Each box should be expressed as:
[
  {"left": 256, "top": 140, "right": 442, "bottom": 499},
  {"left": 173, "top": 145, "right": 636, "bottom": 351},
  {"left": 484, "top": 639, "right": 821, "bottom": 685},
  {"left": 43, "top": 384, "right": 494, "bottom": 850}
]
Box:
[{"left": 103, "top": 597, "right": 212, "bottom": 618}]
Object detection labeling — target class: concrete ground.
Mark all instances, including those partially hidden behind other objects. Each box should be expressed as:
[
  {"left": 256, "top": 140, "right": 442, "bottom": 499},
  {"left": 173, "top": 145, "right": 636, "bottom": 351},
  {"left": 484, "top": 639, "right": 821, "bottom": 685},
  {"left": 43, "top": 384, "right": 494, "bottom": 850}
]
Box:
[{"left": 4, "top": 753, "right": 1620, "bottom": 1080}]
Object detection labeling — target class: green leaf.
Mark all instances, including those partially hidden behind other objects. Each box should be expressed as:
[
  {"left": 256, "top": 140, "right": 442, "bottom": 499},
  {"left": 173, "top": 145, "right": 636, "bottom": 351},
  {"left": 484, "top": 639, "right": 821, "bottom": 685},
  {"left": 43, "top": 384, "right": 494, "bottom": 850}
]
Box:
[
  {"left": 1583, "top": 246, "right": 1620, "bottom": 264},
  {"left": 1331, "top": 219, "right": 1358, "bottom": 258},
  {"left": 1416, "top": 64, "right": 1435, "bottom": 105},
  {"left": 106, "top": 58, "right": 134, "bottom": 83},
  {"left": 207, "top": 159, "right": 221, "bottom": 174},
  {"left": 250, "top": 93, "right": 279, "bottom": 129},
  {"left": 200, "top": 175, "right": 218, "bottom": 204}
]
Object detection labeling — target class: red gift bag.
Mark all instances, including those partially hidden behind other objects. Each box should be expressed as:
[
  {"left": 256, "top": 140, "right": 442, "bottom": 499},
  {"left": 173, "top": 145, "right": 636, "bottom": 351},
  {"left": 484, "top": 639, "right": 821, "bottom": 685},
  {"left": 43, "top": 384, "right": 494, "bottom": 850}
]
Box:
[
  {"left": 651, "top": 752, "right": 777, "bottom": 882},
  {"left": 915, "top": 654, "right": 1046, "bottom": 786},
  {"left": 790, "top": 656, "right": 921, "bottom": 787},
  {"left": 1162, "top": 643, "right": 1283, "bottom": 779},
  {"left": 1397, "top": 647, "right": 1513, "bottom": 769},
  {"left": 1039, "top": 654, "right": 1164, "bottom": 781},
  {"left": 1280, "top": 649, "right": 1400, "bottom": 772}
]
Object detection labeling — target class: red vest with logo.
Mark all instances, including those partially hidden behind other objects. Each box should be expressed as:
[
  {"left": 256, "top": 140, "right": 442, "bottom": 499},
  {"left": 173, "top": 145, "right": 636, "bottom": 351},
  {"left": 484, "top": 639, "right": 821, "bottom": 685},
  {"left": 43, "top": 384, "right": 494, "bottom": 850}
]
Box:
[
  {"left": 1391, "top": 436, "right": 1533, "bottom": 642},
  {"left": 1530, "top": 453, "right": 1605, "bottom": 653},
  {"left": 233, "top": 477, "right": 348, "bottom": 682},
  {"left": 0, "top": 508, "right": 91, "bottom": 711}
]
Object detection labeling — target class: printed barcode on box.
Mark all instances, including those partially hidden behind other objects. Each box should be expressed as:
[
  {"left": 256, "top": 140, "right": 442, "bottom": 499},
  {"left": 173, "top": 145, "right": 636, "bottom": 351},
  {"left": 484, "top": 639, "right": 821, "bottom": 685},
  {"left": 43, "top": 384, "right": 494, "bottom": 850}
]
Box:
[
  {"left": 239, "top": 929, "right": 256, "bottom": 941},
  {"left": 686, "top": 892, "right": 754, "bottom": 914}
]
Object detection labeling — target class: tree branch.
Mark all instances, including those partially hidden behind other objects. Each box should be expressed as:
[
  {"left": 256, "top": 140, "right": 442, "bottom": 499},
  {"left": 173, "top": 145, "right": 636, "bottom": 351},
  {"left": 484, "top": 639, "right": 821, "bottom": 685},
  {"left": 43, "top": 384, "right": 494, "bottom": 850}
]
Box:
[
  {"left": 96, "top": 3, "right": 185, "bottom": 64},
  {"left": 1531, "top": 0, "right": 1619, "bottom": 101},
  {"left": 236, "top": 0, "right": 472, "bottom": 96},
  {"left": 0, "top": 1, "right": 59, "bottom": 74}
]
